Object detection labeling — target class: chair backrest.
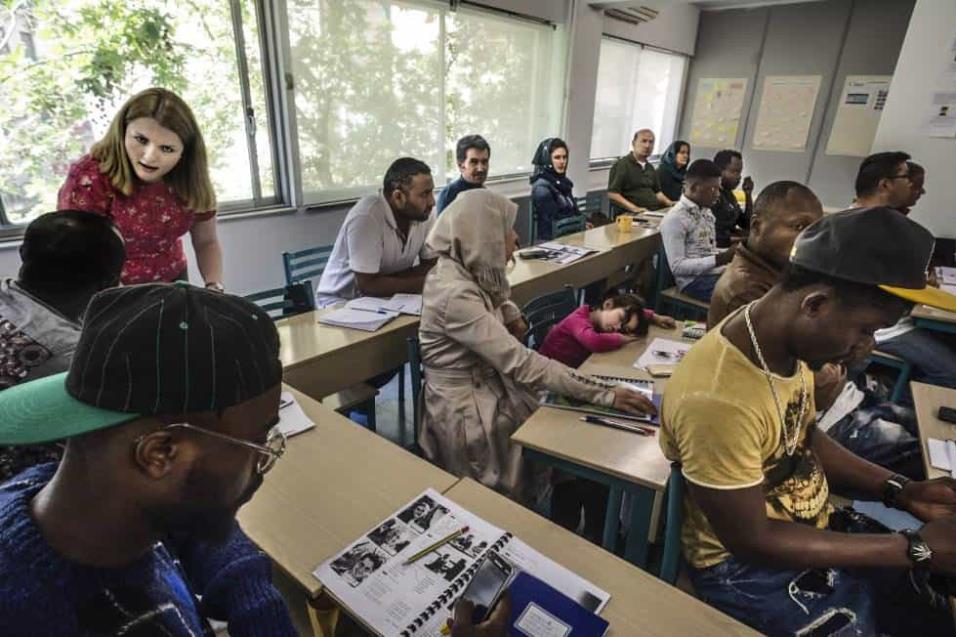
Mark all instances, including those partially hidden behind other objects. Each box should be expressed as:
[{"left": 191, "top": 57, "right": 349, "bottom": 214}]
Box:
[
  {"left": 521, "top": 285, "right": 578, "bottom": 350},
  {"left": 659, "top": 462, "right": 685, "bottom": 585},
  {"left": 653, "top": 243, "right": 677, "bottom": 306},
  {"left": 553, "top": 214, "right": 587, "bottom": 239},
  {"left": 407, "top": 337, "right": 423, "bottom": 451},
  {"left": 243, "top": 281, "right": 316, "bottom": 321},
  {"left": 282, "top": 245, "right": 334, "bottom": 287}
]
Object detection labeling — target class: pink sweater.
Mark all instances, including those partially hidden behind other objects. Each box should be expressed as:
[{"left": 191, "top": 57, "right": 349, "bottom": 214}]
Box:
[{"left": 539, "top": 306, "right": 653, "bottom": 368}]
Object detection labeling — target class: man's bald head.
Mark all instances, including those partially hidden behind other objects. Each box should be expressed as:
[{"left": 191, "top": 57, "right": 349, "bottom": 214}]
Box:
[{"left": 749, "top": 181, "right": 823, "bottom": 268}]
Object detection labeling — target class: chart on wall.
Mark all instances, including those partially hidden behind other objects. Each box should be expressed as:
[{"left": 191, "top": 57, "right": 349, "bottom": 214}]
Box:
[
  {"left": 687, "top": 78, "right": 748, "bottom": 148},
  {"left": 825, "top": 75, "right": 892, "bottom": 157},
  {"left": 751, "top": 75, "right": 822, "bottom": 151}
]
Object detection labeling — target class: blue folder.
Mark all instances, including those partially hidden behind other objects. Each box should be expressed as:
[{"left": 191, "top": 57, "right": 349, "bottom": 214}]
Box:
[{"left": 506, "top": 571, "right": 609, "bottom": 636}]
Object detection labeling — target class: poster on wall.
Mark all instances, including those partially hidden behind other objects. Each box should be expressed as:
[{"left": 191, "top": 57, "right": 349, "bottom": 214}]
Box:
[
  {"left": 751, "top": 75, "right": 822, "bottom": 151},
  {"left": 687, "top": 77, "right": 748, "bottom": 148},
  {"left": 926, "top": 91, "right": 956, "bottom": 138},
  {"left": 825, "top": 75, "right": 892, "bottom": 157}
]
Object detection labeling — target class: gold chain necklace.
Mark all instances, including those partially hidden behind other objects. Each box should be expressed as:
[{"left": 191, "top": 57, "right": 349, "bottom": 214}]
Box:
[{"left": 744, "top": 303, "right": 807, "bottom": 456}]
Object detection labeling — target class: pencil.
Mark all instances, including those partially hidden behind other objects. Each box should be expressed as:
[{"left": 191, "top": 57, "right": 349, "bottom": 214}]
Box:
[{"left": 403, "top": 526, "right": 470, "bottom": 565}]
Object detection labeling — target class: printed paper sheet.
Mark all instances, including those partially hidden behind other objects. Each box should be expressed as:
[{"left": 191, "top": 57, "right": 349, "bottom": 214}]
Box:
[
  {"left": 825, "top": 75, "right": 891, "bottom": 157},
  {"left": 752, "top": 75, "right": 821, "bottom": 151},
  {"left": 688, "top": 77, "right": 748, "bottom": 148}
]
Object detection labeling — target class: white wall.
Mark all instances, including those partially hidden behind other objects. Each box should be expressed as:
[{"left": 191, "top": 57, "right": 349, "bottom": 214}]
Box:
[
  {"left": 601, "top": 2, "right": 699, "bottom": 56},
  {"left": 871, "top": 0, "right": 956, "bottom": 238}
]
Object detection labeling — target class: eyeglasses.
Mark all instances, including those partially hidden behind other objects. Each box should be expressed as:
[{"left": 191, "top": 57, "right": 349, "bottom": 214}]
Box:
[
  {"left": 140, "top": 423, "right": 287, "bottom": 474},
  {"left": 886, "top": 174, "right": 911, "bottom": 182}
]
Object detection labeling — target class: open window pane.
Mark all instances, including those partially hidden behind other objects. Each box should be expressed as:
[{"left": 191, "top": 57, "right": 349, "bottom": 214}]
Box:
[
  {"left": 589, "top": 37, "right": 687, "bottom": 162},
  {"left": 444, "top": 7, "right": 566, "bottom": 180},
  {"left": 287, "top": 0, "right": 444, "bottom": 204},
  {"left": 287, "top": 0, "right": 567, "bottom": 203},
  {"left": 0, "top": 0, "right": 274, "bottom": 226}
]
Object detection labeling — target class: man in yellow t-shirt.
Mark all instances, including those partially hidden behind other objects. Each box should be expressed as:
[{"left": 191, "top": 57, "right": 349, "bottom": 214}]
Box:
[{"left": 660, "top": 207, "right": 956, "bottom": 635}]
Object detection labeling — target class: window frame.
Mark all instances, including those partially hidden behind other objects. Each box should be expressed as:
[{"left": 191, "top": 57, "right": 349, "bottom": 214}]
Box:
[
  {"left": 0, "top": 0, "right": 569, "bottom": 238},
  {"left": 587, "top": 35, "right": 688, "bottom": 170}
]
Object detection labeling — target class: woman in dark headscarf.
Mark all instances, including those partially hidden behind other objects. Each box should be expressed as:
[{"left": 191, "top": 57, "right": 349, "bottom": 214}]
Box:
[
  {"left": 530, "top": 138, "right": 577, "bottom": 242},
  {"left": 657, "top": 140, "right": 690, "bottom": 202}
]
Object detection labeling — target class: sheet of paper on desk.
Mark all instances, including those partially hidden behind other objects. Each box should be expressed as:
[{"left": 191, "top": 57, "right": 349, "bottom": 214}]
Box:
[
  {"left": 537, "top": 242, "right": 598, "bottom": 265},
  {"left": 314, "top": 488, "right": 609, "bottom": 637},
  {"left": 277, "top": 392, "right": 315, "bottom": 437},
  {"left": 319, "top": 307, "right": 397, "bottom": 332},
  {"left": 387, "top": 293, "right": 423, "bottom": 316},
  {"left": 927, "top": 438, "right": 956, "bottom": 477},
  {"left": 937, "top": 266, "right": 956, "bottom": 285},
  {"left": 634, "top": 338, "right": 692, "bottom": 371},
  {"left": 345, "top": 294, "right": 422, "bottom": 316}
]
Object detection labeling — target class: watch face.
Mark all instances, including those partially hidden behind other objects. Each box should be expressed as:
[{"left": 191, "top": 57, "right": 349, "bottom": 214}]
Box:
[{"left": 912, "top": 542, "right": 932, "bottom": 563}]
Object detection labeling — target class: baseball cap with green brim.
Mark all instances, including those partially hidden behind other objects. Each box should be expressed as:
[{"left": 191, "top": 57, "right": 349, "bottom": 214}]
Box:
[
  {"left": 0, "top": 283, "right": 282, "bottom": 446},
  {"left": 790, "top": 206, "right": 956, "bottom": 314}
]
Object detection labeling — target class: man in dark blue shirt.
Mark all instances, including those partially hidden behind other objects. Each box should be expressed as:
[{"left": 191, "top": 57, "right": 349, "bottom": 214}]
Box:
[
  {"left": 436, "top": 135, "right": 490, "bottom": 214},
  {"left": 0, "top": 284, "right": 296, "bottom": 636}
]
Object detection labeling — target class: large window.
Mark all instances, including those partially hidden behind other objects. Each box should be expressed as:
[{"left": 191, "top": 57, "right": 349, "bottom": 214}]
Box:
[
  {"left": 0, "top": 0, "right": 565, "bottom": 230},
  {"left": 287, "top": 0, "right": 566, "bottom": 204},
  {"left": 0, "top": 0, "right": 276, "bottom": 226},
  {"left": 589, "top": 37, "right": 686, "bottom": 163}
]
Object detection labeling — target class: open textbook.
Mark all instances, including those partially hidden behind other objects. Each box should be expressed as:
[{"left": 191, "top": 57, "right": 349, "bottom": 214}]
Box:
[
  {"left": 318, "top": 294, "right": 424, "bottom": 332},
  {"left": 541, "top": 375, "right": 659, "bottom": 424},
  {"left": 314, "top": 489, "right": 610, "bottom": 637}
]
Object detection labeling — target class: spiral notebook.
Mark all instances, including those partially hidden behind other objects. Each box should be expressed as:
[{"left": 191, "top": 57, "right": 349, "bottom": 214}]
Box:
[
  {"left": 314, "top": 489, "right": 609, "bottom": 637},
  {"left": 541, "top": 375, "right": 657, "bottom": 424}
]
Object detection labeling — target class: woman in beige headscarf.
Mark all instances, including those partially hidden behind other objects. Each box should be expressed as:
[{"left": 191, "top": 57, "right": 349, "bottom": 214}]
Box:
[{"left": 418, "top": 189, "right": 655, "bottom": 502}]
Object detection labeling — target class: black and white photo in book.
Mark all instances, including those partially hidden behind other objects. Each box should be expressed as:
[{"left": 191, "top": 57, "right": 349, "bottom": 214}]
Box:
[
  {"left": 367, "top": 518, "right": 413, "bottom": 556},
  {"left": 423, "top": 549, "right": 469, "bottom": 582},
  {"left": 397, "top": 494, "right": 449, "bottom": 533},
  {"left": 329, "top": 541, "right": 388, "bottom": 587},
  {"left": 450, "top": 533, "right": 488, "bottom": 558},
  {"left": 315, "top": 488, "right": 611, "bottom": 637}
]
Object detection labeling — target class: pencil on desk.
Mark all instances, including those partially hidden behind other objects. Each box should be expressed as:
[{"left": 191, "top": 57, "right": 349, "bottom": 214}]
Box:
[{"left": 403, "top": 526, "right": 470, "bottom": 565}]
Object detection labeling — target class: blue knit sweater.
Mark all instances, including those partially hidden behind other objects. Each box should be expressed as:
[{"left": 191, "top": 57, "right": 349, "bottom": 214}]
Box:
[{"left": 0, "top": 464, "right": 296, "bottom": 636}]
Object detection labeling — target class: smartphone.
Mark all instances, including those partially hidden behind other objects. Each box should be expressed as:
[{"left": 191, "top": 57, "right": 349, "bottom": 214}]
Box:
[
  {"left": 938, "top": 406, "right": 956, "bottom": 425},
  {"left": 457, "top": 552, "right": 514, "bottom": 623}
]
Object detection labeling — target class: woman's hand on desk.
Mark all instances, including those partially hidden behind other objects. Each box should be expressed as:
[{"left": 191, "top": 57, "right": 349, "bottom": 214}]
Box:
[{"left": 611, "top": 386, "right": 657, "bottom": 417}]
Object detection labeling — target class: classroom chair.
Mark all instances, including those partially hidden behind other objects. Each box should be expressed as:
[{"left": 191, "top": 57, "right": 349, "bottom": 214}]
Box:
[
  {"left": 242, "top": 280, "right": 317, "bottom": 320},
  {"left": 659, "top": 463, "right": 685, "bottom": 586},
  {"left": 521, "top": 285, "right": 578, "bottom": 350},
  {"left": 652, "top": 245, "right": 710, "bottom": 321},
  {"left": 528, "top": 196, "right": 592, "bottom": 245},
  {"left": 406, "top": 336, "right": 423, "bottom": 454},
  {"left": 552, "top": 214, "right": 588, "bottom": 239},
  {"left": 282, "top": 244, "right": 334, "bottom": 287},
  {"left": 283, "top": 243, "right": 406, "bottom": 426},
  {"left": 866, "top": 350, "right": 913, "bottom": 403},
  {"left": 243, "top": 281, "right": 378, "bottom": 431}
]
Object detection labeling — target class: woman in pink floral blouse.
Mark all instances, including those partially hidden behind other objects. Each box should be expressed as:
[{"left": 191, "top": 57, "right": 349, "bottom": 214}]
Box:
[{"left": 58, "top": 88, "right": 224, "bottom": 290}]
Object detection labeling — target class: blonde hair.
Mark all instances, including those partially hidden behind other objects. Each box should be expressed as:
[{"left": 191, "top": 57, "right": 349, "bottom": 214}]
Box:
[{"left": 90, "top": 87, "right": 216, "bottom": 212}]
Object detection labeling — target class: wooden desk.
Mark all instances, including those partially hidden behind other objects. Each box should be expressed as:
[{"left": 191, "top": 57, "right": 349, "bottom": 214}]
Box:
[
  {"left": 277, "top": 309, "right": 419, "bottom": 400},
  {"left": 912, "top": 304, "right": 956, "bottom": 334},
  {"left": 513, "top": 326, "right": 693, "bottom": 566},
  {"left": 443, "top": 479, "right": 757, "bottom": 636},
  {"left": 509, "top": 226, "right": 660, "bottom": 306},
  {"left": 238, "top": 385, "right": 457, "bottom": 597},
  {"left": 280, "top": 227, "right": 660, "bottom": 399},
  {"left": 911, "top": 382, "right": 956, "bottom": 480}
]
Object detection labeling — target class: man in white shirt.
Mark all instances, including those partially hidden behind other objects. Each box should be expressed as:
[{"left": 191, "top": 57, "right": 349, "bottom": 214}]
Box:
[
  {"left": 317, "top": 157, "right": 437, "bottom": 306},
  {"left": 660, "top": 159, "right": 734, "bottom": 302}
]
